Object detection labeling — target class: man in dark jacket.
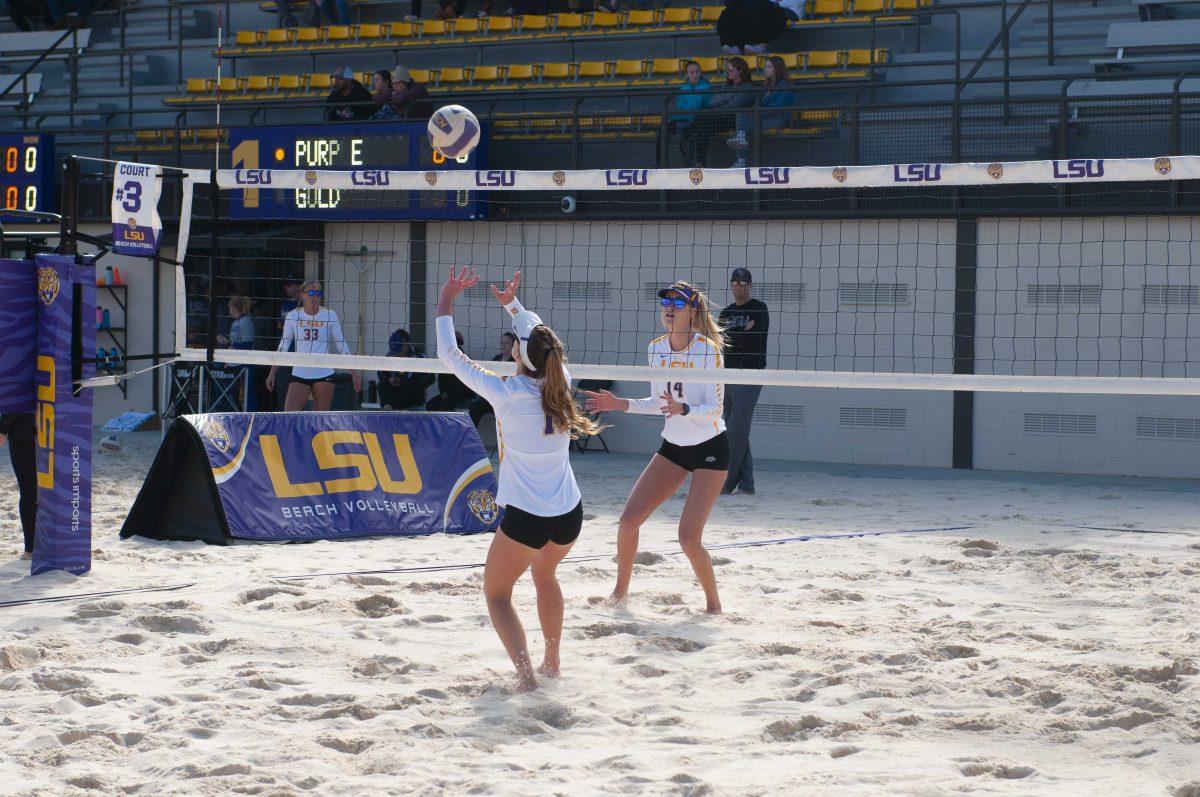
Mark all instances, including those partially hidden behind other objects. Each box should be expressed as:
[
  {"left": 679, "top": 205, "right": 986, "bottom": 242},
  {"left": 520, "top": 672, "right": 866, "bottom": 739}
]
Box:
[
  {"left": 718, "top": 268, "right": 770, "bottom": 495},
  {"left": 378, "top": 328, "right": 435, "bottom": 409},
  {"left": 0, "top": 412, "right": 37, "bottom": 558},
  {"left": 325, "top": 67, "right": 374, "bottom": 122}
]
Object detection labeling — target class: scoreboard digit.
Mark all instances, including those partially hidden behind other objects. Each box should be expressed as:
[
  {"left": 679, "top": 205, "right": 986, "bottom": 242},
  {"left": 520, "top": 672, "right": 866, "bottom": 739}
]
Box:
[{"left": 0, "top": 133, "right": 54, "bottom": 222}]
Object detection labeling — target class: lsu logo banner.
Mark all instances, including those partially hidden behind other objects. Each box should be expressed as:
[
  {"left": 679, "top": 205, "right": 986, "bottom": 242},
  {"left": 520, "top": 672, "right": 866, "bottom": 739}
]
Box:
[
  {"left": 111, "top": 161, "right": 163, "bottom": 257},
  {"left": 0, "top": 259, "right": 37, "bottom": 413},
  {"left": 122, "top": 411, "right": 502, "bottom": 543},
  {"left": 32, "top": 254, "right": 95, "bottom": 576}
]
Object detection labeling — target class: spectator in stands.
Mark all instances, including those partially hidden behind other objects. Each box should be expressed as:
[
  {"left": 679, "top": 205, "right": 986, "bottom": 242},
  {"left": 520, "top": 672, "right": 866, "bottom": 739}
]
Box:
[
  {"left": 384, "top": 66, "right": 433, "bottom": 120},
  {"left": 710, "top": 56, "right": 756, "bottom": 168},
  {"left": 5, "top": 0, "right": 49, "bottom": 31},
  {"left": 378, "top": 328, "right": 435, "bottom": 409},
  {"left": 467, "top": 331, "right": 516, "bottom": 426},
  {"left": 307, "top": 0, "right": 349, "bottom": 26},
  {"left": 325, "top": 67, "right": 374, "bottom": 122},
  {"left": 45, "top": 0, "right": 93, "bottom": 29},
  {"left": 217, "top": 296, "right": 259, "bottom": 411},
  {"left": 716, "top": 0, "right": 789, "bottom": 55},
  {"left": 669, "top": 60, "right": 712, "bottom": 168},
  {"left": 773, "top": 0, "right": 805, "bottom": 21},
  {"left": 368, "top": 69, "right": 393, "bottom": 117},
  {"left": 760, "top": 55, "right": 797, "bottom": 131},
  {"left": 425, "top": 329, "right": 473, "bottom": 411}
]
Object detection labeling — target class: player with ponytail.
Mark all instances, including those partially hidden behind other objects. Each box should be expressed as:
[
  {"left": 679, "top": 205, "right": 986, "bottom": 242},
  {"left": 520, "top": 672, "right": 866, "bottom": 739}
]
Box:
[{"left": 436, "top": 267, "right": 601, "bottom": 692}]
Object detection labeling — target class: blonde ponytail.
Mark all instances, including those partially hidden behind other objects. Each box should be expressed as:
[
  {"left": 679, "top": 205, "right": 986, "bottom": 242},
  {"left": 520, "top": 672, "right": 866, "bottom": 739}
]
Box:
[{"left": 674, "top": 281, "right": 727, "bottom": 350}]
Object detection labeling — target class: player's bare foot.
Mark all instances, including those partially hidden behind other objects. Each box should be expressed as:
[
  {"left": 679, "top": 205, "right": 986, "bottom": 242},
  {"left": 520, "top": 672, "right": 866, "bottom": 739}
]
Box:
[
  {"left": 705, "top": 603, "right": 722, "bottom": 615},
  {"left": 536, "top": 660, "right": 560, "bottom": 678}
]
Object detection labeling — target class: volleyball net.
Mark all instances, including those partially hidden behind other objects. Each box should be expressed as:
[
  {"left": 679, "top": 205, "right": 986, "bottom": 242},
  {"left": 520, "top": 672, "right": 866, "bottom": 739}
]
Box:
[{"left": 163, "top": 156, "right": 1200, "bottom": 395}]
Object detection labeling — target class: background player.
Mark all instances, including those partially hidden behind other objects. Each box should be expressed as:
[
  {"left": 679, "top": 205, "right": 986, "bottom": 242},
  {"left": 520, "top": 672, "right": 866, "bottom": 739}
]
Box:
[
  {"left": 266, "top": 280, "right": 361, "bottom": 411},
  {"left": 436, "top": 266, "right": 602, "bottom": 692},
  {"left": 583, "top": 281, "right": 727, "bottom": 614}
]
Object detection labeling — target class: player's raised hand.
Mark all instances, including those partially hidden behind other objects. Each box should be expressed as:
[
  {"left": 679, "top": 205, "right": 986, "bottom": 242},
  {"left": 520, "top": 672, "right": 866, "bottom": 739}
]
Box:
[
  {"left": 490, "top": 271, "right": 521, "bottom": 307},
  {"left": 438, "top": 265, "right": 480, "bottom": 312},
  {"left": 659, "top": 390, "right": 686, "bottom": 417},
  {"left": 581, "top": 388, "right": 625, "bottom": 414}
]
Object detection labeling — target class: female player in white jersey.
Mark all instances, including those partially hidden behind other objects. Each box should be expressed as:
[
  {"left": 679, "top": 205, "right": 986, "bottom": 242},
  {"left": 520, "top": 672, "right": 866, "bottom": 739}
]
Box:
[
  {"left": 436, "top": 266, "right": 602, "bottom": 692},
  {"left": 266, "top": 280, "right": 361, "bottom": 411},
  {"left": 583, "top": 281, "right": 727, "bottom": 614}
]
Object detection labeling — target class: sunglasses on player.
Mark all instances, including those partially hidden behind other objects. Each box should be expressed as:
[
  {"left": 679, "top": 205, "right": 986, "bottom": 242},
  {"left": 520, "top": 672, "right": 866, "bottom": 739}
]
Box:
[
  {"left": 660, "top": 297, "right": 690, "bottom": 309},
  {"left": 306, "top": 289, "right": 323, "bottom": 298}
]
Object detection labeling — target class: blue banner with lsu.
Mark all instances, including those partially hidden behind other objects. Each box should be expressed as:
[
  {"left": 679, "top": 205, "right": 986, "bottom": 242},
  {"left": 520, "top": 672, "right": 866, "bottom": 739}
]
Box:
[
  {"left": 186, "top": 411, "right": 501, "bottom": 540},
  {"left": 32, "top": 254, "right": 95, "bottom": 576}
]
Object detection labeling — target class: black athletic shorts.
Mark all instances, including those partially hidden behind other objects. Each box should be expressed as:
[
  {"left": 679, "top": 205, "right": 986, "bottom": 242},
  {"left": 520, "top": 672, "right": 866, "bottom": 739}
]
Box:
[
  {"left": 657, "top": 431, "right": 730, "bottom": 472},
  {"left": 500, "top": 501, "right": 583, "bottom": 550},
  {"left": 290, "top": 374, "right": 336, "bottom": 386}
]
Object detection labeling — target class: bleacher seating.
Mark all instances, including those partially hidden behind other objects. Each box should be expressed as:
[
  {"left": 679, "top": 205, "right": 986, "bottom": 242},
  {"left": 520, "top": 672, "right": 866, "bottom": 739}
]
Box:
[
  {"left": 0, "top": 29, "right": 92, "bottom": 63},
  {"left": 0, "top": 74, "right": 43, "bottom": 107},
  {"left": 1091, "top": 18, "right": 1200, "bottom": 71},
  {"left": 219, "top": 2, "right": 929, "bottom": 60},
  {"left": 166, "top": 50, "right": 886, "bottom": 105}
]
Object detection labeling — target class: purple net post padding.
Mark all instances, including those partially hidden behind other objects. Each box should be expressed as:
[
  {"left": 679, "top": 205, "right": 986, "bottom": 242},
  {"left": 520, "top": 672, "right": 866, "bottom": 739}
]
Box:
[
  {"left": 31, "top": 254, "right": 95, "bottom": 577},
  {"left": 0, "top": 259, "right": 36, "bottom": 413}
]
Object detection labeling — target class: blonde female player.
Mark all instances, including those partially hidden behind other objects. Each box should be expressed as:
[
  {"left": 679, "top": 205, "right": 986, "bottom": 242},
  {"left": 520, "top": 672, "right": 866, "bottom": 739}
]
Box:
[
  {"left": 583, "top": 281, "right": 727, "bottom": 614},
  {"left": 266, "top": 280, "right": 361, "bottom": 411},
  {"left": 436, "top": 266, "right": 602, "bottom": 692}
]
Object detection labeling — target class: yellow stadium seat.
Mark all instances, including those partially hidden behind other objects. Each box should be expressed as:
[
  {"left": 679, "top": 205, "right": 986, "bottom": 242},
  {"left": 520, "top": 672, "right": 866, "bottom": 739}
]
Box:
[
  {"left": 768, "top": 52, "right": 802, "bottom": 69},
  {"left": 891, "top": 0, "right": 918, "bottom": 8},
  {"left": 692, "top": 56, "right": 721, "bottom": 73},
  {"left": 520, "top": 14, "right": 551, "bottom": 31},
  {"left": 625, "top": 9, "right": 659, "bottom": 26},
  {"left": 811, "top": 0, "right": 846, "bottom": 15},
  {"left": 216, "top": 77, "right": 240, "bottom": 93},
  {"left": 244, "top": 75, "right": 273, "bottom": 92},
  {"left": 488, "top": 15, "right": 517, "bottom": 33},
  {"left": 421, "top": 19, "right": 449, "bottom": 35},
  {"left": 852, "top": 0, "right": 887, "bottom": 12},
  {"left": 540, "top": 62, "right": 573, "bottom": 80},
  {"left": 439, "top": 66, "right": 469, "bottom": 83},
  {"left": 663, "top": 7, "right": 697, "bottom": 24},
  {"left": 234, "top": 30, "right": 259, "bottom": 47},
  {"left": 845, "top": 48, "right": 887, "bottom": 65},
  {"left": 388, "top": 21, "right": 416, "bottom": 37},
  {"left": 135, "top": 129, "right": 162, "bottom": 141},
  {"left": 474, "top": 65, "right": 503, "bottom": 82},
  {"left": 277, "top": 74, "right": 303, "bottom": 91},
  {"left": 613, "top": 59, "right": 646, "bottom": 77},
  {"left": 453, "top": 16, "right": 482, "bottom": 33},
  {"left": 507, "top": 63, "right": 535, "bottom": 81},
  {"left": 195, "top": 128, "right": 222, "bottom": 141},
  {"left": 577, "top": 60, "right": 609, "bottom": 79},
  {"left": 699, "top": 6, "right": 723, "bottom": 22},
  {"left": 264, "top": 28, "right": 290, "bottom": 45},
  {"left": 357, "top": 23, "right": 383, "bottom": 39},
  {"left": 409, "top": 68, "right": 433, "bottom": 83},
  {"left": 295, "top": 27, "right": 321, "bottom": 44},
  {"left": 326, "top": 25, "right": 351, "bottom": 41},
  {"left": 555, "top": 12, "right": 585, "bottom": 28},
  {"left": 805, "top": 50, "right": 841, "bottom": 70},
  {"left": 651, "top": 57, "right": 683, "bottom": 75},
  {"left": 308, "top": 72, "right": 332, "bottom": 90},
  {"left": 590, "top": 10, "right": 620, "bottom": 27},
  {"left": 358, "top": 70, "right": 372, "bottom": 85},
  {"left": 185, "top": 77, "right": 211, "bottom": 94}
]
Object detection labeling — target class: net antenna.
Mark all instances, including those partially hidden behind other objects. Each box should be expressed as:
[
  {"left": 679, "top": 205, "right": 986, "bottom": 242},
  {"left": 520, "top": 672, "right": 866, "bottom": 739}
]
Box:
[{"left": 172, "top": 156, "right": 1200, "bottom": 396}]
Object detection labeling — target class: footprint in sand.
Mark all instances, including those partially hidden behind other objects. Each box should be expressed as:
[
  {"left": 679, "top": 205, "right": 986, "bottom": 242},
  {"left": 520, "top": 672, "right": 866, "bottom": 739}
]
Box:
[
  {"left": 316, "top": 736, "right": 376, "bottom": 754},
  {"left": 71, "top": 600, "right": 127, "bottom": 619},
  {"left": 238, "top": 586, "right": 304, "bottom": 604},
  {"left": 132, "top": 614, "right": 212, "bottom": 635},
  {"left": 524, "top": 701, "right": 579, "bottom": 730},
  {"left": 353, "top": 595, "right": 410, "bottom": 619}
]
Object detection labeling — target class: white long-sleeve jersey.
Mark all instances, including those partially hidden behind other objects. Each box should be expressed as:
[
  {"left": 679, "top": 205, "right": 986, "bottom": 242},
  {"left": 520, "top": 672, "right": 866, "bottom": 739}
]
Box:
[
  {"left": 277, "top": 307, "right": 352, "bottom": 380},
  {"left": 627, "top": 334, "right": 726, "bottom": 447},
  {"left": 435, "top": 312, "right": 581, "bottom": 518}
]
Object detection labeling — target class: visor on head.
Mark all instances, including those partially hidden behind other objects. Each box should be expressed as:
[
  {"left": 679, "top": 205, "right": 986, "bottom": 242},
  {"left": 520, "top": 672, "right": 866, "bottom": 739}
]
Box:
[
  {"left": 510, "top": 309, "right": 544, "bottom": 371},
  {"left": 656, "top": 283, "right": 699, "bottom": 307}
]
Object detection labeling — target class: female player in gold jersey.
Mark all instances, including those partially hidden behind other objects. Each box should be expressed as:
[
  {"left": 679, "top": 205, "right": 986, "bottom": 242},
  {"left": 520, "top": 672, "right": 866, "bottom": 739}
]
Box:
[{"left": 583, "top": 282, "right": 728, "bottom": 614}]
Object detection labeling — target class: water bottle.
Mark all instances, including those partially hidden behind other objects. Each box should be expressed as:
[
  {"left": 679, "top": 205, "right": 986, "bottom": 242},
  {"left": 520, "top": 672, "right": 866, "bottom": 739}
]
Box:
[
  {"left": 102, "top": 308, "right": 111, "bottom": 329},
  {"left": 105, "top": 266, "right": 114, "bottom": 286},
  {"left": 95, "top": 347, "right": 105, "bottom": 372},
  {"left": 96, "top": 306, "right": 103, "bottom": 328}
]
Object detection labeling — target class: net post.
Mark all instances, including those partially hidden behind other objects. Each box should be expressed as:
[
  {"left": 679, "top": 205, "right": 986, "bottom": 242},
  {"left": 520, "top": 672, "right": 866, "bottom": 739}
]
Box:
[
  {"left": 952, "top": 217, "right": 978, "bottom": 470},
  {"left": 59, "top": 155, "right": 79, "bottom": 257},
  {"left": 409, "top": 221, "right": 427, "bottom": 351},
  {"left": 205, "top": 168, "right": 218, "bottom": 366}
]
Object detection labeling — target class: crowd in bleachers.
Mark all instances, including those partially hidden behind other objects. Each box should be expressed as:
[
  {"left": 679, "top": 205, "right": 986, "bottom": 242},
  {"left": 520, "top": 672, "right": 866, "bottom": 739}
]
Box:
[{"left": 4, "top": 0, "right": 98, "bottom": 30}]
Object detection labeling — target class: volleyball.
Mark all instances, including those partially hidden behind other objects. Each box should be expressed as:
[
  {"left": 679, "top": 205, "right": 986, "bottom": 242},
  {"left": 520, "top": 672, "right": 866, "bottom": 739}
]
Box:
[
  {"left": 427, "top": 104, "right": 480, "bottom": 160},
  {"left": 99, "top": 434, "right": 122, "bottom": 453}
]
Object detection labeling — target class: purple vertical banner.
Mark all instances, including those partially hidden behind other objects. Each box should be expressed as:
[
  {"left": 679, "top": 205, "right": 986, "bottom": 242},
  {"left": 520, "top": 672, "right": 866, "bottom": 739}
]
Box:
[
  {"left": 31, "top": 254, "right": 95, "bottom": 577},
  {"left": 0, "top": 259, "right": 36, "bottom": 413}
]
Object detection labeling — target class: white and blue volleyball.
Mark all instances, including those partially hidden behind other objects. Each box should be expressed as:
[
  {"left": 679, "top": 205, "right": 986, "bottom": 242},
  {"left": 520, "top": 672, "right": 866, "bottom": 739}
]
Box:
[{"left": 427, "top": 104, "right": 481, "bottom": 159}]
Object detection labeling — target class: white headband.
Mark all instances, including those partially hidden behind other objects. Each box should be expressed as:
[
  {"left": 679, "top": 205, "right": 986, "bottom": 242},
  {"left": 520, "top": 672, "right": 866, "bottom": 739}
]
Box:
[{"left": 504, "top": 299, "right": 543, "bottom": 371}]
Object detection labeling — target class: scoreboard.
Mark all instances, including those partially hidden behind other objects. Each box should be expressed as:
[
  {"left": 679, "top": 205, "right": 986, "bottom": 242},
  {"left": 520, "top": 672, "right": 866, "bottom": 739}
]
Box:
[
  {"left": 227, "top": 122, "right": 485, "bottom": 221},
  {"left": 0, "top": 133, "right": 54, "bottom": 222}
]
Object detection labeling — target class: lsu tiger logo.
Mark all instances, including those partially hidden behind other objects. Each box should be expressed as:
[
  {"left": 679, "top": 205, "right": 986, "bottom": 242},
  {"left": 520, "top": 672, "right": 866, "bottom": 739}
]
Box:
[
  {"left": 552, "top": 170, "right": 567, "bottom": 187},
  {"left": 467, "top": 489, "right": 499, "bottom": 524},
  {"left": 832, "top": 166, "right": 848, "bottom": 183},
  {"left": 304, "top": 170, "right": 318, "bottom": 185},
  {"left": 201, "top": 418, "right": 232, "bottom": 454},
  {"left": 689, "top": 168, "right": 703, "bottom": 185},
  {"left": 1154, "top": 157, "right": 1172, "bottom": 175},
  {"left": 424, "top": 171, "right": 438, "bottom": 186},
  {"left": 36, "top": 265, "right": 59, "bottom": 306},
  {"left": 987, "top": 162, "right": 1004, "bottom": 180},
  {"left": 127, "top": 217, "right": 138, "bottom": 230}
]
